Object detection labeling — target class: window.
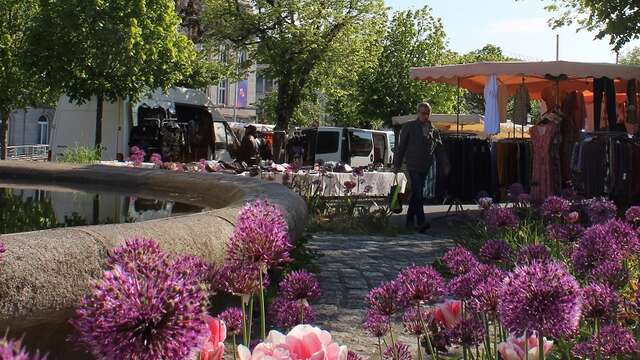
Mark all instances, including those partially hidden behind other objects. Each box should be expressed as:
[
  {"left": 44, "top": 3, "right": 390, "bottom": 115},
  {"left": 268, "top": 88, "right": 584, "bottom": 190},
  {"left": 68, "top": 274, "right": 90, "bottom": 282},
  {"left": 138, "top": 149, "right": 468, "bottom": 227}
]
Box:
[
  {"left": 217, "top": 79, "right": 228, "bottom": 105},
  {"left": 256, "top": 71, "right": 276, "bottom": 100},
  {"left": 315, "top": 131, "right": 340, "bottom": 154},
  {"left": 348, "top": 130, "right": 373, "bottom": 157},
  {"left": 37, "top": 116, "right": 49, "bottom": 144}
]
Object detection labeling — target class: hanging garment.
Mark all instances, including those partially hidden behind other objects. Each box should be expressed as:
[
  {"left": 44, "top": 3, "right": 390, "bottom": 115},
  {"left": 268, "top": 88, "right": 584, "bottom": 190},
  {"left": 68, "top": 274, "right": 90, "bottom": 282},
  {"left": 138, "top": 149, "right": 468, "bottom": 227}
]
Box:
[
  {"left": 484, "top": 75, "right": 500, "bottom": 135},
  {"left": 627, "top": 79, "right": 638, "bottom": 124},
  {"left": 513, "top": 84, "right": 530, "bottom": 125},
  {"left": 593, "top": 77, "right": 617, "bottom": 130},
  {"left": 530, "top": 120, "right": 560, "bottom": 203},
  {"left": 499, "top": 85, "right": 509, "bottom": 123}
]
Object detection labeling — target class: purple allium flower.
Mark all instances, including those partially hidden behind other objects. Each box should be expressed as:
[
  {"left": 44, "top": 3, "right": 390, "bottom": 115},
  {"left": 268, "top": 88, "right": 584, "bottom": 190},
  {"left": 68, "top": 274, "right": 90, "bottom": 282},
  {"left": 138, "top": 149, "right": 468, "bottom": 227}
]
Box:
[
  {"left": 227, "top": 200, "right": 292, "bottom": 269},
  {"left": 215, "top": 262, "right": 269, "bottom": 296},
  {"left": 70, "top": 247, "right": 210, "bottom": 359},
  {"left": 366, "top": 281, "right": 407, "bottom": 316},
  {"left": 150, "top": 153, "right": 163, "bottom": 167},
  {"left": 395, "top": 265, "right": 445, "bottom": 304},
  {"left": 470, "top": 269, "right": 506, "bottom": 314},
  {"left": 0, "top": 242, "right": 5, "bottom": 261},
  {"left": 545, "top": 223, "right": 584, "bottom": 243},
  {"left": 172, "top": 255, "right": 214, "bottom": 284},
  {"left": 268, "top": 297, "right": 314, "bottom": 329},
  {"left": 279, "top": 270, "right": 321, "bottom": 301},
  {"left": 0, "top": 337, "right": 45, "bottom": 360},
  {"left": 449, "top": 264, "right": 503, "bottom": 300},
  {"left": 362, "top": 311, "right": 390, "bottom": 338},
  {"left": 516, "top": 244, "right": 551, "bottom": 265},
  {"left": 602, "top": 218, "right": 640, "bottom": 256},
  {"left": 625, "top": 206, "right": 640, "bottom": 225},
  {"left": 446, "top": 317, "right": 486, "bottom": 347},
  {"left": 218, "top": 307, "right": 243, "bottom": 336},
  {"left": 383, "top": 342, "right": 412, "bottom": 360},
  {"left": 581, "top": 283, "right": 620, "bottom": 321},
  {"left": 572, "top": 324, "right": 638, "bottom": 359},
  {"left": 478, "top": 197, "right": 493, "bottom": 210},
  {"left": 484, "top": 207, "right": 519, "bottom": 229},
  {"left": 589, "top": 261, "right": 629, "bottom": 290},
  {"left": 441, "top": 247, "right": 479, "bottom": 275},
  {"left": 479, "top": 240, "right": 513, "bottom": 265},
  {"left": 572, "top": 224, "right": 624, "bottom": 276},
  {"left": 541, "top": 196, "right": 571, "bottom": 219},
  {"left": 107, "top": 237, "right": 166, "bottom": 276},
  {"left": 508, "top": 183, "right": 524, "bottom": 203},
  {"left": 498, "top": 261, "right": 582, "bottom": 338},
  {"left": 585, "top": 197, "right": 617, "bottom": 224},
  {"left": 402, "top": 308, "right": 432, "bottom": 335}
]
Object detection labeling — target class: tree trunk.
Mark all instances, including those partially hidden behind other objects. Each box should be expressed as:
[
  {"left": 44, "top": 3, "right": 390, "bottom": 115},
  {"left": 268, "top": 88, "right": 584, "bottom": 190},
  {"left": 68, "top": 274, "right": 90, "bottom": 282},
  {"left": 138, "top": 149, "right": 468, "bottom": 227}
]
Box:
[
  {"left": 0, "top": 111, "right": 10, "bottom": 160},
  {"left": 95, "top": 94, "right": 104, "bottom": 147}
]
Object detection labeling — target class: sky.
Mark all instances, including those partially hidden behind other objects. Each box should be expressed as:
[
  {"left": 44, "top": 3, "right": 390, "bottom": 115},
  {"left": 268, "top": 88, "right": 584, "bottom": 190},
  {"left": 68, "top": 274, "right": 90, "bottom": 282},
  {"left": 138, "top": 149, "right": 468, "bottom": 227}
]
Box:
[{"left": 388, "top": 0, "right": 640, "bottom": 63}]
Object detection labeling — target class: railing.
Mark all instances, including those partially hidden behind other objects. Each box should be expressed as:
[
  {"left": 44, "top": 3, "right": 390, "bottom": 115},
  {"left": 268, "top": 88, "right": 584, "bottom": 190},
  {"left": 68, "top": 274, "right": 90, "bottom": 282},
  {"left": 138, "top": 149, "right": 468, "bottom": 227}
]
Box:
[{"left": 2, "top": 144, "right": 50, "bottom": 161}]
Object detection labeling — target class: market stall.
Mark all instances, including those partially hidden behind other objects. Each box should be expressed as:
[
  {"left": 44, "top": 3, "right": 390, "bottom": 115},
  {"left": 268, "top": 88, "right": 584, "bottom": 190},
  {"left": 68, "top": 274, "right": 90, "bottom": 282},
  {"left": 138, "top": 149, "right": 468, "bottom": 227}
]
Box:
[{"left": 409, "top": 60, "right": 640, "bottom": 204}]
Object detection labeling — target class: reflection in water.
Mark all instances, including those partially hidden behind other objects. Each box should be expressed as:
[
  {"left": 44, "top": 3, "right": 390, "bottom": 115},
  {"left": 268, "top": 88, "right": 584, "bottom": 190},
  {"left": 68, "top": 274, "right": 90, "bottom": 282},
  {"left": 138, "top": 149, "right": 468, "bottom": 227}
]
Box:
[{"left": 0, "top": 187, "right": 203, "bottom": 235}]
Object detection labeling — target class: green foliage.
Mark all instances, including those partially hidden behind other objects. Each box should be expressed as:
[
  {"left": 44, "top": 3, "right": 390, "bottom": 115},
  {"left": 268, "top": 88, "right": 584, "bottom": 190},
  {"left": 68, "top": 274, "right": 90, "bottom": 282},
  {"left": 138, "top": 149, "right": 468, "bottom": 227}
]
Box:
[
  {"left": 61, "top": 145, "right": 104, "bottom": 164},
  {"left": 544, "top": 0, "right": 640, "bottom": 51},
  {"left": 620, "top": 47, "right": 640, "bottom": 65},
  {"left": 203, "top": 0, "right": 386, "bottom": 130},
  {"left": 255, "top": 92, "right": 322, "bottom": 127},
  {"left": 0, "top": 0, "right": 55, "bottom": 158},
  {"left": 358, "top": 6, "right": 458, "bottom": 127}
]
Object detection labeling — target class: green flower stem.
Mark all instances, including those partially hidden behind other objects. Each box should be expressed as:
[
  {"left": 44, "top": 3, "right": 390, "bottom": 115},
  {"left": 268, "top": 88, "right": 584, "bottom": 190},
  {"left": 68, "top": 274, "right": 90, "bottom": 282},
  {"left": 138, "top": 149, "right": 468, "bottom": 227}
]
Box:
[
  {"left": 416, "top": 336, "right": 423, "bottom": 360},
  {"left": 524, "top": 331, "right": 528, "bottom": 360},
  {"left": 538, "top": 334, "right": 544, "bottom": 360},
  {"left": 241, "top": 298, "right": 248, "bottom": 346},
  {"left": 378, "top": 337, "right": 384, "bottom": 360},
  {"left": 594, "top": 319, "right": 601, "bottom": 360},
  {"left": 494, "top": 322, "right": 499, "bottom": 360},
  {"left": 248, "top": 296, "right": 254, "bottom": 342},
  {"left": 258, "top": 270, "right": 266, "bottom": 340},
  {"left": 417, "top": 305, "right": 438, "bottom": 360},
  {"left": 232, "top": 335, "right": 238, "bottom": 360}
]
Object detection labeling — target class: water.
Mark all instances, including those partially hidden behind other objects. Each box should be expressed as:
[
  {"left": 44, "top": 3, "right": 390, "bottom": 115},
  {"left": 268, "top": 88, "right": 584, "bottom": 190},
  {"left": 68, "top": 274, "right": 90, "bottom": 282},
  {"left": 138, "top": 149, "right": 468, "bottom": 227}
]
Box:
[{"left": 0, "top": 186, "right": 205, "bottom": 235}]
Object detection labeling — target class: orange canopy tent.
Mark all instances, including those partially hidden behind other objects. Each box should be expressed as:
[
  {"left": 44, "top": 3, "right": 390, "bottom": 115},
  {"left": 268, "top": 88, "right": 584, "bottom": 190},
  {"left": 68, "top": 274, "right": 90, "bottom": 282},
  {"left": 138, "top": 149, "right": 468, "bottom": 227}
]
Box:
[{"left": 410, "top": 61, "right": 640, "bottom": 100}]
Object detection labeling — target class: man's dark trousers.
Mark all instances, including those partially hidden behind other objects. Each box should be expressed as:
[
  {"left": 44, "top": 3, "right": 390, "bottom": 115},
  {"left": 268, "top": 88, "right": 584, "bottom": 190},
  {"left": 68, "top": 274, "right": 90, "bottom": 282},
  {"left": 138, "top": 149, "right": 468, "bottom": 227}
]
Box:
[{"left": 407, "top": 171, "right": 428, "bottom": 227}]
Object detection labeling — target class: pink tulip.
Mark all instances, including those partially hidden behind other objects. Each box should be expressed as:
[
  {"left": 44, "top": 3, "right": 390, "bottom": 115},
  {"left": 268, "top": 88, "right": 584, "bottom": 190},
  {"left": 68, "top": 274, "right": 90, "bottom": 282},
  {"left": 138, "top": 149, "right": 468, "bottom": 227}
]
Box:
[
  {"left": 238, "top": 324, "right": 348, "bottom": 360},
  {"left": 498, "top": 333, "right": 553, "bottom": 360},
  {"left": 565, "top": 211, "right": 579, "bottom": 224},
  {"left": 201, "top": 316, "right": 227, "bottom": 360},
  {"left": 433, "top": 300, "right": 462, "bottom": 328}
]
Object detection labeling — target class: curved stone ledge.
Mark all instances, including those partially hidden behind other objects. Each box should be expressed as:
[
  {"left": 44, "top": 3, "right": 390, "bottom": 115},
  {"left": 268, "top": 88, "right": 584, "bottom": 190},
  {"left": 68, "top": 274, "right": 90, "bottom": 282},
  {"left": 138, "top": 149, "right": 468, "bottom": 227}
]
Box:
[{"left": 0, "top": 161, "right": 307, "bottom": 327}]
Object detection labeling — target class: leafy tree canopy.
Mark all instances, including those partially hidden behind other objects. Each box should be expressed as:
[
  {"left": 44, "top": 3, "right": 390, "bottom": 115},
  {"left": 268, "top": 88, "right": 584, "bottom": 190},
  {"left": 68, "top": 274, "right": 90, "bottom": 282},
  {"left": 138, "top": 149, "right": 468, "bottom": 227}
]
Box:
[
  {"left": 544, "top": 0, "right": 640, "bottom": 51},
  {"left": 620, "top": 46, "right": 640, "bottom": 65}
]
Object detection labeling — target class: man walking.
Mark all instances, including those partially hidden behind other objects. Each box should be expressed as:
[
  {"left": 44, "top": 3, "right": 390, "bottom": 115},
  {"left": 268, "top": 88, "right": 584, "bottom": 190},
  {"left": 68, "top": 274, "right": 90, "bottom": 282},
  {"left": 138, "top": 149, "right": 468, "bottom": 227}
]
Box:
[{"left": 393, "top": 102, "right": 440, "bottom": 232}]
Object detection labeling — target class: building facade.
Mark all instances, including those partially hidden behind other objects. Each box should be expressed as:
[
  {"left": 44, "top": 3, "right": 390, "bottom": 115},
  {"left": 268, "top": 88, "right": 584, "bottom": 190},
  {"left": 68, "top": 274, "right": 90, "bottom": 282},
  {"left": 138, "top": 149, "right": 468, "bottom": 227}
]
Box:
[{"left": 1, "top": 107, "right": 55, "bottom": 147}]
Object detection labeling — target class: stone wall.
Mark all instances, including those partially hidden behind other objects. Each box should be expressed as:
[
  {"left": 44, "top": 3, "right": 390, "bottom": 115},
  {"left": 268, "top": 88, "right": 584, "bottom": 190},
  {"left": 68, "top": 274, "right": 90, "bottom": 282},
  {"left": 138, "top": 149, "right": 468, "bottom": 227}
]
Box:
[{"left": 0, "top": 161, "right": 306, "bottom": 356}]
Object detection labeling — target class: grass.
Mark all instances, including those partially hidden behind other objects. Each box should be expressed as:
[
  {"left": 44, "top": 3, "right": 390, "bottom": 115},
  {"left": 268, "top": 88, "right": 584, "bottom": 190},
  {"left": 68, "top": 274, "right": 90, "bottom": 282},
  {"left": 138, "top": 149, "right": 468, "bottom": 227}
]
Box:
[{"left": 61, "top": 144, "right": 104, "bottom": 164}]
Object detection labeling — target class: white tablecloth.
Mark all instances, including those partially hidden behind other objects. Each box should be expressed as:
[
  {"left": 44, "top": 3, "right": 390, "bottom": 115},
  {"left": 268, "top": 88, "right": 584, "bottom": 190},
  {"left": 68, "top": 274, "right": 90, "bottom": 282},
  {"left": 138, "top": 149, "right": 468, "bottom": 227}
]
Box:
[{"left": 255, "top": 171, "right": 407, "bottom": 197}]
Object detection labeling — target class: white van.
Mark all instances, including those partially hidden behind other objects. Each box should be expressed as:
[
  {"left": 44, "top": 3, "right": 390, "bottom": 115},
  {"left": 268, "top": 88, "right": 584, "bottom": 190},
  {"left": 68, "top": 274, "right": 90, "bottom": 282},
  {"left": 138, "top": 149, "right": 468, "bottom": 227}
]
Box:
[
  {"left": 300, "top": 127, "right": 375, "bottom": 167},
  {"left": 371, "top": 130, "right": 395, "bottom": 166}
]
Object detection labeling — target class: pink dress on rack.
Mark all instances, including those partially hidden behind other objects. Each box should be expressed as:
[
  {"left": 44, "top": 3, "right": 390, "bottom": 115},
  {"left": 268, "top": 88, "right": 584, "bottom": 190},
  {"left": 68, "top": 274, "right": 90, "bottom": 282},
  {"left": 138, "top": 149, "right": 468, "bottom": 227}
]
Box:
[{"left": 530, "top": 121, "right": 560, "bottom": 204}]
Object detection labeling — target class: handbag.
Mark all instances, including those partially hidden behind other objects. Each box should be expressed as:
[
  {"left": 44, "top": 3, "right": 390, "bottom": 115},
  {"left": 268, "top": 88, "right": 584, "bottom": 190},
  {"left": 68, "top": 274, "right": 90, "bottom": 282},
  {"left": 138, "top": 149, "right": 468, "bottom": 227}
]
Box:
[{"left": 388, "top": 174, "right": 404, "bottom": 214}]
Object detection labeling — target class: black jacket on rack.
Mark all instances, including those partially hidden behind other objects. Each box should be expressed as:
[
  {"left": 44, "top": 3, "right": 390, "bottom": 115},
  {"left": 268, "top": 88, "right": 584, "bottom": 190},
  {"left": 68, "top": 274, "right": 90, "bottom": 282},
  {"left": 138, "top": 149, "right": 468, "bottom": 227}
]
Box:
[{"left": 440, "top": 134, "right": 492, "bottom": 202}]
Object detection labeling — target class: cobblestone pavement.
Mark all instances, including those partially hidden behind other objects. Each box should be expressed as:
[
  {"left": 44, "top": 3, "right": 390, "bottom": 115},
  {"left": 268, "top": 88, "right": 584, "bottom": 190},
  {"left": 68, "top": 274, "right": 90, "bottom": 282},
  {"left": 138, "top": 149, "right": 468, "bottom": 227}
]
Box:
[{"left": 308, "top": 232, "right": 456, "bottom": 359}]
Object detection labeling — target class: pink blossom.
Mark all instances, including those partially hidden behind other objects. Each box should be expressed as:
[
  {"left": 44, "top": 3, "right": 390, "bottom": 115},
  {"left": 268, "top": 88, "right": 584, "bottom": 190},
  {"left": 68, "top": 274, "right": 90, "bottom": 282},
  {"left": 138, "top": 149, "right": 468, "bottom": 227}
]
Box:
[
  {"left": 498, "top": 333, "right": 553, "bottom": 360},
  {"left": 237, "top": 325, "right": 347, "bottom": 360},
  {"left": 201, "top": 316, "right": 227, "bottom": 360},
  {"left": 433, "top": 300, "right": 462, "bottom": 329},
  {"left": 565, "top": 211, "right": 579, "bottom": 224}
]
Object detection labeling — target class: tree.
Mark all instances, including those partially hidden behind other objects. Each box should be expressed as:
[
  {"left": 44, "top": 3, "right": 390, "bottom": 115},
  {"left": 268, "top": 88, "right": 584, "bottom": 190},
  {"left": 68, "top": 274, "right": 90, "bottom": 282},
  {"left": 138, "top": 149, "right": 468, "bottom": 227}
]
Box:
[
  {"left": 203, "top": 0, "right": 386, "bottom": 131},
  {"left": 358, "top": 6, "right": 458, "bottom": 127},
  {"left": 27, "top": 0, "right": 203, "bottom": 148},
  {"left": 544, "top": 0, "right": 640, "bottom": 51},
  {"left": 620, "top": 47, "right": 640, "bottom": 65},
  {"left": 0, "top": 0, "right": 53, "bottom": 159}
]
